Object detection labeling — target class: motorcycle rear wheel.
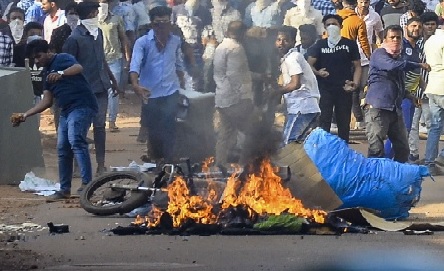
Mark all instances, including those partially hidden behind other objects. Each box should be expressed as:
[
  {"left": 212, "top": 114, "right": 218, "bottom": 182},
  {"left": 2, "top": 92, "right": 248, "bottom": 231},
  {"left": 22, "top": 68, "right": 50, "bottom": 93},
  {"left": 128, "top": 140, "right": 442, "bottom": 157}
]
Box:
[{"left": 80, "top": 172, "right": 151, "bottom": 216}]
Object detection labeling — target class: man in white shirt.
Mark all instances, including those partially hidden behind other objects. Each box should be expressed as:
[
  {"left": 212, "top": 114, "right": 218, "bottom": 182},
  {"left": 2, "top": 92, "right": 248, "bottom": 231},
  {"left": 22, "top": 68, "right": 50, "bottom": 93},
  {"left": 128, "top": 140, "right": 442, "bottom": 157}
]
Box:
[
  {"left": 213, "top": 20, "right": 254, "bottom": 165},
  {"left": 423, "top": 27, "right": 444, "bottom": 175},
  {"left": 274, "top": 25, "right": 320, "bottom": 145},
  {"left": 42, "top": 0, "right": 66, "bottom": 42}
]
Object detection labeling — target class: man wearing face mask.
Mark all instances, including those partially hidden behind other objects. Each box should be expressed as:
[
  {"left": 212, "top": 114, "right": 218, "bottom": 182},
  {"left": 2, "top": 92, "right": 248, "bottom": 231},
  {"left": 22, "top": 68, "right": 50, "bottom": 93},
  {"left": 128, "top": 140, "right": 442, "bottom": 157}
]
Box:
[
  {"left": 13, "top": 21, "right": 43, "bottom": 68},
  {"left": 307, "top": 14, "right": 361, "bottom": 143},
  {"left": 98, "top": 0, "right": 131, "bottom": 131},
  {"left": 363, "top": 24, "right": 430, "bottom": 162},
  {"left": 63, "top": 1, "right": 120, "bottom": 176},
  {"left": 3, "top": 7, "right": 24, "bottom": 68},
  {"left": 5, "top": 7, "right": 25, "bottom": 45}
]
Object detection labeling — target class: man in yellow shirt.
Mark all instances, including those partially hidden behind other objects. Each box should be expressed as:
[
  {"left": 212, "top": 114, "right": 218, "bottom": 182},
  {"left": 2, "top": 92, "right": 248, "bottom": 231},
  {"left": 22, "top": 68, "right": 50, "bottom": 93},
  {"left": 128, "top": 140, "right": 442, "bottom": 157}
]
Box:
[{"left": 335, "top": 0, "right": 371, "bottom": 59}]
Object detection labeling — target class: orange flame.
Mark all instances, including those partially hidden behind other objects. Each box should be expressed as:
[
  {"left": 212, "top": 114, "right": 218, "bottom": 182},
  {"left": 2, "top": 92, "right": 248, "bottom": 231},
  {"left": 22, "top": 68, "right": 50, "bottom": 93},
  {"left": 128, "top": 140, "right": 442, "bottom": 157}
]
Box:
[
  {"left": 201, "top": 157, "right": 215, "bottom": 173},
  {"left": 165, "top": 176, "right": 217, "bottom": 227},
  {"left": 221, "top": 159, "right": 326, "bottom": 223},
  {"left": 139, "top": 158, "right": 327, "bottom": 227}
]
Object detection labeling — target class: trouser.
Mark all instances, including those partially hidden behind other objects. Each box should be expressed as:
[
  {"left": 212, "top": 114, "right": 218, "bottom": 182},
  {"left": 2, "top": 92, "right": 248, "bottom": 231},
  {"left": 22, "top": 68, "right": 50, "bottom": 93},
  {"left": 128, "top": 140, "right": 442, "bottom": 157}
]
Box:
[
  {"left": 52, "top": 98, "right": 61, "bottom": 131},
  {"left": 365, "top": 107, "right": 409, "bottom": 163},
  {"left": 384, "top": 98, "right": 415, "bottom": 159},
  {"left": 215, "top": 99, "right": 254, "bottom": 165},
  {"left": 409, "top": 98, "right": 431, "bottom": 157},
  {"left": 141, "top": 91, "right": 179, "bottom": 162},
  {"left": 283, "top": 112, "right": 319, "bottom": 145},
  {"left": 107, "top": 58, "right": 122, "bottom": 122},
  {"left": 351, "top": 65, "right": 369, "bottom": 123},
  {"left": 58, "top": 107, "right": 94, "bottom": 193},
  {"left": 424, "top": 94, "right": 444, "bottom": 165},
  {"left": 319, "top": 88, "right": 352, "bottom": 142},
  {"left": 93, "top": 92, "right": 108, "bottom": 166}
]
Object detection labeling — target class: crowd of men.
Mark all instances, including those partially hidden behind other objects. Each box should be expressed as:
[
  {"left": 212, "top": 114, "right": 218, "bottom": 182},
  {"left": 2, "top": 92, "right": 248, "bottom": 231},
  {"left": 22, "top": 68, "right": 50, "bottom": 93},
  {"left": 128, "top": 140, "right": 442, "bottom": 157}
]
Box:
[{"left": 4, "top": 0, "right": 444, "bottom": 200}]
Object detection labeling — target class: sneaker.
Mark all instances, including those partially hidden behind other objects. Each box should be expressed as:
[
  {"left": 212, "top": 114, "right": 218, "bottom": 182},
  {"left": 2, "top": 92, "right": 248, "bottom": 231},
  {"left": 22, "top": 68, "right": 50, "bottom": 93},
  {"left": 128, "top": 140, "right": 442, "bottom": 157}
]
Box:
[
  {"left": 427, "top": 164, "right": 444, "bottom": 176},
  {"left": 77, "top": 183, "right": 87, "bottom": 194},
  {"left": 46, "top": 191, "right": 70, "bottom": 203},
  {"left": 434, "top": 155, "right": 444, "bottom": 167}
]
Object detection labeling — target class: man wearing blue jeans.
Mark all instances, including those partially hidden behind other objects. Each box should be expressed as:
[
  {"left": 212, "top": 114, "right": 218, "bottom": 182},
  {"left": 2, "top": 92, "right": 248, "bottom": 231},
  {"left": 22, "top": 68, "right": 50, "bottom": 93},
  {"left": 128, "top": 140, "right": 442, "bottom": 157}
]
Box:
[
  {"left": 98, "top": 0, "right": 131, "bottom": 131},
  {"left": 11, "top": 39, "right": 98, "bottom": 201},
  {"left": 423, "top": 27, "right": 444, "bottom": 175}
]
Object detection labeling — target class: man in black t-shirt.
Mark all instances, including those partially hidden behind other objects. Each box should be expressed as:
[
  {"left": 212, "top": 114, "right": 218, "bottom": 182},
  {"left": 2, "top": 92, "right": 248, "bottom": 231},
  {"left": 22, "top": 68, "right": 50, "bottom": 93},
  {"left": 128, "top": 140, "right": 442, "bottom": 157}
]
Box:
[{"left": 307, "top": 14, "right": 362, "bottom": 143}]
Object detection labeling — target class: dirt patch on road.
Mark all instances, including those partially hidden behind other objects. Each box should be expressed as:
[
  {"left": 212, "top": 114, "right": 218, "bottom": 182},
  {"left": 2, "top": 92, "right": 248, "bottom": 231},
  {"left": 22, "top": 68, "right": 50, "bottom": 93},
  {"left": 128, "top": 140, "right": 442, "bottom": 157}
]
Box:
[
  {"left": 0, "top": 186, "right": 50, "bottom": 270},
  {"left": 0, "top": 93, "right": 143, "bottom": 270},
  {"left": 0, "top": 186, "right": 43, "bottom": 224}
]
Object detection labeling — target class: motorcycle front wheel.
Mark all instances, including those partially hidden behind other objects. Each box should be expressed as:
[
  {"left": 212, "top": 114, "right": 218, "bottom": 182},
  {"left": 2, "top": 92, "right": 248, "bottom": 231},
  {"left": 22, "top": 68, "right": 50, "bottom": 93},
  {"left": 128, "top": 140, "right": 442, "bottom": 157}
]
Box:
[{"left": 80, "top": 172, "right": 152, "bottom": 216}]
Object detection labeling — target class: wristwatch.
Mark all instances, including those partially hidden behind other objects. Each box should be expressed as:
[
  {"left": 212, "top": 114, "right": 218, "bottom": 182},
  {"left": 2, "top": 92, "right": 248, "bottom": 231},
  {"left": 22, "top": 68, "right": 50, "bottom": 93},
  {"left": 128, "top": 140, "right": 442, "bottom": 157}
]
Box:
[{"left": 57, "top": 71, "right": 64, "bottom": 76}]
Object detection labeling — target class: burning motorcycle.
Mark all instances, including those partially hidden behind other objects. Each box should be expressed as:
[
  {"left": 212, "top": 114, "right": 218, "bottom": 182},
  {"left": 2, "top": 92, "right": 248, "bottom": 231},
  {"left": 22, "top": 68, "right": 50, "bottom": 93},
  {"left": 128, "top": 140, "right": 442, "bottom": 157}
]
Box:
[
  {"left": 79, "top": 159, "right": 230, "bottom": 216},
  {"left": 79, "top": 156, "right": 329, "bottom": 232}
]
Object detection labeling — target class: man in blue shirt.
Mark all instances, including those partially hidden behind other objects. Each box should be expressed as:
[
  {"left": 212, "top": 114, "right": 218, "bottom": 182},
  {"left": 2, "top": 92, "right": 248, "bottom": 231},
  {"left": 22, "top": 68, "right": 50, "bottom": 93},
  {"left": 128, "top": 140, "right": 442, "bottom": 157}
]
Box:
[
  {"left": 130, "top": 6, "right": 185, "bottom": 162},
  {"left": 25, "top": 0, "right": 45, "bottom": 24},
  {"left": 364, "top": 24, "right": 429, "bottom": 162},
  {"left": 11, "top": 39, "right": 98, "bottom": 201}
]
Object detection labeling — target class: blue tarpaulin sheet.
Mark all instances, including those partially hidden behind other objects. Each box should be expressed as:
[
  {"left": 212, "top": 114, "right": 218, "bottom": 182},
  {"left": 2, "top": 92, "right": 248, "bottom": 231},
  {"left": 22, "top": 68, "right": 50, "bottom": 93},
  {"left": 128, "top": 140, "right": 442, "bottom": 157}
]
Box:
[{"left": 303, "top": 128, "right": 429, "bottom": 220}]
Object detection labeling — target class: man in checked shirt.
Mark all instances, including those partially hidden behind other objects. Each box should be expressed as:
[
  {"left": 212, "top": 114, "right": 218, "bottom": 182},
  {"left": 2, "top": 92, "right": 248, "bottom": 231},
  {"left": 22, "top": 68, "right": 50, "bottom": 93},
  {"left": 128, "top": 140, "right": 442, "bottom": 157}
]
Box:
[
  {"left": 312, "top": 0, "right": 337, "bottom": 15},
  {"left": 0, "top": 33, "right": 13, "bottom": 66},
  {"left": 408, "top": 12, "right": 438, "bottom": 163}
]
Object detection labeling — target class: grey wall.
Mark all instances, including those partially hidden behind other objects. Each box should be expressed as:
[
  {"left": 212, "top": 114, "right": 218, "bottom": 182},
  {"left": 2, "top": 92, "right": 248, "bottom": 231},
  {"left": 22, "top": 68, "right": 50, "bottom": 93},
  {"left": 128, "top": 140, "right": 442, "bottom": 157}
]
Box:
[{"left": 0, "top": 67, "right": 44, "bottom": 184}]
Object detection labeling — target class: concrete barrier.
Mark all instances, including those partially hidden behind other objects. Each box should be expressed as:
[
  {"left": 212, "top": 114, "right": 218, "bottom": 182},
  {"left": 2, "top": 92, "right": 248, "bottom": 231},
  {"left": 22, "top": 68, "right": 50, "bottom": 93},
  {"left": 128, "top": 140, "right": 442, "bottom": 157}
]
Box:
[{"left": 0, "top": 67, "right": 44, "bottom": 184}]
